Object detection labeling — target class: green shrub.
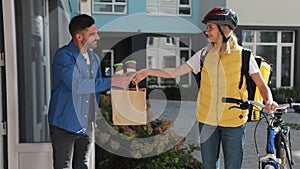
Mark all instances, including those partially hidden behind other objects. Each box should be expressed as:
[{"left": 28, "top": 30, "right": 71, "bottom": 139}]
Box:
[
  {"left": 285, "top": 123, "right": 300, "bottom": 130},
  {"left": 96, "top": 144, "right": 202, "bottom": 169},
  {"left": 97, "top": 94, "right": 202, "bottom": 169},
  {"left": 271, "top": 88, "right": 300, "bottom": 103}
]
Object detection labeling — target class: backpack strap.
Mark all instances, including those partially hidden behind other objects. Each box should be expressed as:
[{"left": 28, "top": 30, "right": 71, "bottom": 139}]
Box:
[
  {"left": 239, "top": 48, "right": 251, "bottom": 89},
  {"left": 200, "top": 47, "right": 208, "bottom": 71},
  {"left": 194, "top": 47, "right": 208, "bottom": 89}
]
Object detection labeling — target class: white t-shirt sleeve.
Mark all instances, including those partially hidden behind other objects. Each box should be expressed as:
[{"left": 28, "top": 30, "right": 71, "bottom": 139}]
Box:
[
  {"left": 186, "top": 50, "right": 202, "bottom": 74},
  {"left": 249, "top": 54, "right": 260, "bottom": 75}
]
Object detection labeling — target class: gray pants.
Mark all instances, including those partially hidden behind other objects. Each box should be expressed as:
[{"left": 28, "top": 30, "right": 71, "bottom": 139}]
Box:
[{"left": 50, "top": 125, "right": 92, "bottom": 169}]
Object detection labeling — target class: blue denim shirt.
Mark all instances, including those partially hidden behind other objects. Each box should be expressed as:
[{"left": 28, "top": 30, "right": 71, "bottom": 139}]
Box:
[{"left": 48, "top": 40, "right": 111, "bottom": 134}]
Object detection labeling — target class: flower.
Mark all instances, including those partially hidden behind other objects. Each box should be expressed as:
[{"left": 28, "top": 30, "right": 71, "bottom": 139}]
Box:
[
  {"left": 110, "top": 140, "right": 120, "bottom": 150},
  {"left": 98, "top": 132, "right": 110, "bottom": 143}
]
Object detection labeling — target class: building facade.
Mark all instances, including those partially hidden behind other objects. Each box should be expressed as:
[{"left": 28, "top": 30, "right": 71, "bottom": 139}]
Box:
[
  {"left": 91, "top": 0, "right": 207, "bottom": 89},
  {"left": 1, "top": 0, "right": 300, "bottom": 169},
  {"left": 229, "top": 0, "right": 300, "bottom": 88}
]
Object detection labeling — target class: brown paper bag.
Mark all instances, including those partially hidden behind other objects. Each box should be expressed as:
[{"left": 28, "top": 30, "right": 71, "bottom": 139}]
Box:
[{"left": 111, "top": 86, "right": 147, "bottom": 125}]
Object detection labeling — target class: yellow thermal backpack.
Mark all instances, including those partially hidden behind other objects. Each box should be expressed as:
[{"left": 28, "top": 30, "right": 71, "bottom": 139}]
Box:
[{"left": 239, "top": 49, "right": 272, "bottom": 121}]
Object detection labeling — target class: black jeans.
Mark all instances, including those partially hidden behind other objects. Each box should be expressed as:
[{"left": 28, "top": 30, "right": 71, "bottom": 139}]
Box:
[{"left": 50, "top": 125, "right": 92, "bottom": 169}]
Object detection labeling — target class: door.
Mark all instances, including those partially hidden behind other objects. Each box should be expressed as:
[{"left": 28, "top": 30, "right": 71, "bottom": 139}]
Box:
[
  {"left": 4, "top": 0, "right": 53, "bottom": 168},
  {"left": 0, "top": 0, "right": 8, "bottom": 168},
  {"left": 15, "top": 0, "right": 51, "bottom": 143}
]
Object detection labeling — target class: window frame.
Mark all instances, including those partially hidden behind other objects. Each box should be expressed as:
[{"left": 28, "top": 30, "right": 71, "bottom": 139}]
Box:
[
  {"left": 101, "top": 49, "right": 114, "bottom": 76},
  {"left": 242, "top": 30, "right": 295, "bottom": 88},
  {"left": 146, "top": 0, "right": 192, "bottom": 17},
  {"left": 92, "top": 0, "right": 127, "bottom": 15}
]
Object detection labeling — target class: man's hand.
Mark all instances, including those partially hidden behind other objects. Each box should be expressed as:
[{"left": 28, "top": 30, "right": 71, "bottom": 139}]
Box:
[{"left": 111, "top": 75, "right": 132, "bottom": 88}]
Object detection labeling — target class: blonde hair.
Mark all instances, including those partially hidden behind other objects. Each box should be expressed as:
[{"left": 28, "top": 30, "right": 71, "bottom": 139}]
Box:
[{"left": 208, "top": 25, "right": 239, "bottom": 55}]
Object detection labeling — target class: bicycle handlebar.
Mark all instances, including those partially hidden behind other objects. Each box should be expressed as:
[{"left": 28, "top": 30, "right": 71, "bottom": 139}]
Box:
[
  {"left": 222, "top": 97, "right": 265, "bottom": 108},
  {"left": 222, "top": 97, "right": 300, "bottom": 114},
  {"left": 221, "top": 97, "right": 243, "bottom": 104}
]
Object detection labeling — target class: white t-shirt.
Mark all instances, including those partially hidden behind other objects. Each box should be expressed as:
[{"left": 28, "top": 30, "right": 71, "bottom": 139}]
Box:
[
  {"left": 82, "top": 52, "right": 90, "bottom": 65},
  {"left": 186, "top": 49, "right": 260, "bottom": 75}
]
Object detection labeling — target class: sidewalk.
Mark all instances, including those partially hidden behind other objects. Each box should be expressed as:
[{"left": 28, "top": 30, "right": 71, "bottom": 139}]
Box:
[{"left": 151, "top": 100, "right": 300, "bottom": 169}]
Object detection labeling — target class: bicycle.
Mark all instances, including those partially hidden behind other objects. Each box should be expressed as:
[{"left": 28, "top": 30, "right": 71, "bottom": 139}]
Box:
[{"left": 221, "top": 97, "right": 300, "bottom": 169}]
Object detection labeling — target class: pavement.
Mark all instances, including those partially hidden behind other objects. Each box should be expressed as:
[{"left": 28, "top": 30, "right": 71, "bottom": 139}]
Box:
[{"left": 150, "top": 99, "right": 300, "bottom": 169}]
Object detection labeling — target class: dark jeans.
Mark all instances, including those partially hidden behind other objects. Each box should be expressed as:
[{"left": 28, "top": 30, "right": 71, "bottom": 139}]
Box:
[
  {"left": 198, "top": 122, "right": 246, "bottom": 169},
  {"left": 50, "top": 125, "right": 92, "bottom": 169}
]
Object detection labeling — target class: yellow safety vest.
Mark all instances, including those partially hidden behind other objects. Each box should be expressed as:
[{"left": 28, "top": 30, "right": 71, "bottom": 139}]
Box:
[{"left": 197, "top": 49, "right": 248, "bottom": 127}]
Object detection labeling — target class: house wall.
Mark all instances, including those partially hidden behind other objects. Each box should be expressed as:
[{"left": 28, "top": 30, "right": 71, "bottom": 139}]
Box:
[
  {"left": 227, "top": 0, "right": 300, "bottom": 26},
  {"left": 93, "top": 0, "right": 201, "bottom": 33},
  {"left": 198, "top": 0, "right": 226, "bottom": 30},
  {"left": 228, "top": 1, "right": 300, "bottom": 88}
]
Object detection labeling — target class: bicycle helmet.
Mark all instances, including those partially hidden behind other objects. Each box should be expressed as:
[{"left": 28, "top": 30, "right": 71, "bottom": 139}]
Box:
[{"left": 202, "top": 7, "right": 238, "bottom": 30}]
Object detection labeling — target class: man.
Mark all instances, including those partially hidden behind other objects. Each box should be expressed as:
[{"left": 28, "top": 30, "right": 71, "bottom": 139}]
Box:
[{"left": 48, "top": 14, "right": 129, "bottom": 169}]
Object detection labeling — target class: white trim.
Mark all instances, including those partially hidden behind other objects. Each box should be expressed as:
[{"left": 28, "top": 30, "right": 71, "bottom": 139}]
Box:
[
  {"left": 290, "top": 32, "right": 295, "bottom": 88},
  {"left": 0, "top": 4, "right": 5, "bottom": 166},
  {"left": 80, "top": 0, "right": 92, "bottom": 15},
  {"left": 16, "top": 143, "right": 52, "bottom": 152},
  {"left": 44, "top": 0, "right": 51, "bottom": 125},
  {"left": 0, "top": 65, "right": 4, "bottom": 169},
  {"left": 2, "top": 0, "right": 19, "bottom": 169},
  {"left": 277, "top": 32, "right": 282, "bottom": 87}
]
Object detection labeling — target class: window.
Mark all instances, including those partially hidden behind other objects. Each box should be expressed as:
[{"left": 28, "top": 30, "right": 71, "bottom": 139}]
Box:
[
  {"left": 101, "top": 50, "right": 114, "bottom": 76},
  {"left": 147, "top": 37, "right": 154, "bottom": 46},
  {"left": 93, "top": 0, "right": 127, "bottom": 14},
  {"left": 166, "top": 37, "right": 175, "bottom": 45},
  {"left": 146, "top": 36, "right": 192, "bottom": 87},
  {"left": 146, "top": 0, "right": 191, "bottom": 16},
  {"left": 242, "top": 30, "right": 295, "bottom": 88}
]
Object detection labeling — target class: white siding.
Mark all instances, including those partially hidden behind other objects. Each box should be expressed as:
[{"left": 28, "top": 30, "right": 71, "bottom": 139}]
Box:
[{"left": 227, "top": 0, "right": 300, "bottom": 26}]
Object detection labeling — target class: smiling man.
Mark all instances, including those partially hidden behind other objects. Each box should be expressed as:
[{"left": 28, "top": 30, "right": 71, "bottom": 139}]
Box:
[{"left": 48, "top": 14, "right": 130, "bottom": 169}]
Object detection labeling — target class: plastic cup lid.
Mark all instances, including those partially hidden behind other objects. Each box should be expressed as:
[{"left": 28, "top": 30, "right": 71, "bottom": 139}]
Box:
[
  {"left": 125, "top": 60, "right": 137, "bottom": 64},
  {"left": 113, "top": 63, "right": 123, "bottom": 66}
]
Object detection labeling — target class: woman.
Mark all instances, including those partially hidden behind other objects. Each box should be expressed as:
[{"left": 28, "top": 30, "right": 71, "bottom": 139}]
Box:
[{"left": 132, "top": 7, "right": 278, "bottom": 169}]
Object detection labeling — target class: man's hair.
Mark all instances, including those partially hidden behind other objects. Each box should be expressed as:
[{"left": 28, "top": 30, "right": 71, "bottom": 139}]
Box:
[{"left": 69, "top": 14, "right": 95, "bottom": 37}]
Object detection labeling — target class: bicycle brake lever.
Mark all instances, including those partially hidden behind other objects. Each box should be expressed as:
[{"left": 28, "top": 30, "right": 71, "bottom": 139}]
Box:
[{"left": 240, "top": 102, "right": 251, "bottom": 110}]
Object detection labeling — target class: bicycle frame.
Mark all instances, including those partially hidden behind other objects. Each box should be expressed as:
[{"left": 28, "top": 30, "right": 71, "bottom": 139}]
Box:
[
  {"left": 221, "top": 97, "right": 296, "bottom": 169},
  {"left": 260, "top": 111, "right": 293, "bottom": 169}
]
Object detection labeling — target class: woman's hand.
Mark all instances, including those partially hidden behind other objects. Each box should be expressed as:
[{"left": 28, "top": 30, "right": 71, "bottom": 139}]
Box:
[
  {"left": 264, "top": 100, "right": 279, "bottom": 112},
  {"left": 132, "top": 69, "right": 148, "bottom": 85}
]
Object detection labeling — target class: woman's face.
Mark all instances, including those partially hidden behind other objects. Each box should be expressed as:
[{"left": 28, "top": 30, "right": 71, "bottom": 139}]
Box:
[{"left": 205, "top": 22, "right": 219, "bottom": 43}]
